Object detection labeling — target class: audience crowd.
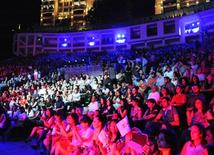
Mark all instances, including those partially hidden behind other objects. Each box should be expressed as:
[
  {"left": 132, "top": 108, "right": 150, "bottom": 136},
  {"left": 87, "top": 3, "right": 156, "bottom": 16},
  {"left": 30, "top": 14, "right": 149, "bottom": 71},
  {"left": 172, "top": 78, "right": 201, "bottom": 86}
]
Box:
[{"left": 0, "top": 43, "right": 213, "bottom": 155}]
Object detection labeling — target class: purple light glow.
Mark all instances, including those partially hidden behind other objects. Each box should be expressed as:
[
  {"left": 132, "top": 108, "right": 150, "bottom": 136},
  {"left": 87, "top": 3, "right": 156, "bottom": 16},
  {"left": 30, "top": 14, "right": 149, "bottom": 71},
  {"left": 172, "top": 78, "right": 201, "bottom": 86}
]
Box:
[
  {"left": 61, "top": 43, "right": 68, "bottom": 47},
  {"left": 185, "top": 21, "right": 200, "bottom": 34},
  {"left": 116, "top": 33, "right": 126, "bottom": 43},
  {"left": 88, "top": 41, "right": 95, "bottom": 46}
]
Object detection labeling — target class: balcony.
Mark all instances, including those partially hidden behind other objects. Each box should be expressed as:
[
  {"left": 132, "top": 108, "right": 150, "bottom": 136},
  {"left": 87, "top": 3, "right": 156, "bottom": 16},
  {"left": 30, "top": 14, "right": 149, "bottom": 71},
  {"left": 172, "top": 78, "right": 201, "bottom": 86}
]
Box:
[{"left": 73, "top": 5, "right": 86, "bottom": 10}]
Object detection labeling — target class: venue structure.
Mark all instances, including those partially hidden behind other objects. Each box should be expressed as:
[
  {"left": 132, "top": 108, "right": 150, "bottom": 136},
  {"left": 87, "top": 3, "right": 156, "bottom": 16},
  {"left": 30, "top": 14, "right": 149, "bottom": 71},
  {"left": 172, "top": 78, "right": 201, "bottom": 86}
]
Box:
[{"left": 13, "top": 6, "right": 214, "bottom": 57}]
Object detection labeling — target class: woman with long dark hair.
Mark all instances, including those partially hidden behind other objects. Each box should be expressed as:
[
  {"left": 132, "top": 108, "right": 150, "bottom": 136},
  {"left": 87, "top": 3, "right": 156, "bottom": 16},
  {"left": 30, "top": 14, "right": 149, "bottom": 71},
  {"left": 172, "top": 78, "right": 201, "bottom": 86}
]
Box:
[
  {"left": 181, "top": 123, "right": 206, "bottom": 155},
  {"left": 157, "top": 129, "right": 178, "bottom": 155}
]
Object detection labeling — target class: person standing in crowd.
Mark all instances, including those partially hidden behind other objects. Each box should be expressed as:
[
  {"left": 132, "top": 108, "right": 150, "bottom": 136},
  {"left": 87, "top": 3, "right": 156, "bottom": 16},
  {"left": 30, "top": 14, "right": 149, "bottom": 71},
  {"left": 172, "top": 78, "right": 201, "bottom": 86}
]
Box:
[
  {"left": 125, "top": 61, "right": 133, "bottom": 85},
  {"left": 34, "top": 69, "right": 38, "bottom": 81},
  {"left": 171, "top": 85, "right": 187, "bottom": 129}
]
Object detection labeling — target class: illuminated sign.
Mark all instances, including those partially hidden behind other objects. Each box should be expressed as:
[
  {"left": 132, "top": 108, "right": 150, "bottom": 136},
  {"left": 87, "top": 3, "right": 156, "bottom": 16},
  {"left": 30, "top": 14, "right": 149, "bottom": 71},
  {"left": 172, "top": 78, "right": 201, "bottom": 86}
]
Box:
[
  {"left": 185, "top": 21, "right": 200, "bottom": 34},
  {"left": 115, "top": 33, "right": 126, "bottom": 43}
]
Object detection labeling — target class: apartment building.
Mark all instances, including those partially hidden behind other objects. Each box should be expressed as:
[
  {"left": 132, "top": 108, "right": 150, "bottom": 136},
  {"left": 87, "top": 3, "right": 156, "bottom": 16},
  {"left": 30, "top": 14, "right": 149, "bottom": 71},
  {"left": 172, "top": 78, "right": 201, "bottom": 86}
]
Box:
[
  {"left": 40, "top": 0, "right": 94, "bottom": 29},
  {"left": 155, "top": 0, "right": 210, "bottom": 14}
]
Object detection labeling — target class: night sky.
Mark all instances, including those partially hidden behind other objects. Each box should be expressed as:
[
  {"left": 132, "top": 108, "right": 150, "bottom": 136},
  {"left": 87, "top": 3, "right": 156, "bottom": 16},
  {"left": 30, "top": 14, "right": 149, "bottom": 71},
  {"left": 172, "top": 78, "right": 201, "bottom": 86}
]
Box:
[
  {"left": 0, "top": 0, "right": 41, "bottom": 59},
  {"left": 0, "top": 0, "right": 154, "bottom": 59}
]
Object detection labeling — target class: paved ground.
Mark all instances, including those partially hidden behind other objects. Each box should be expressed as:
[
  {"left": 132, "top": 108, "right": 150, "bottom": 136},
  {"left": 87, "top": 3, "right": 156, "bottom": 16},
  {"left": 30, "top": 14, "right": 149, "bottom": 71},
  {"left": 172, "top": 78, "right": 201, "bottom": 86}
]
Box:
[{"left": 0, "top": 141, "right": 41, "bottom": 155}]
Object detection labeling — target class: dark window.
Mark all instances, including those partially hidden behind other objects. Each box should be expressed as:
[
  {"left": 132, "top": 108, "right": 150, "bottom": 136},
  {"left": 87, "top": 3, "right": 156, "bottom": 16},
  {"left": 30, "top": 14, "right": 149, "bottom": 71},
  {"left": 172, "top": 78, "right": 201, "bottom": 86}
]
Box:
[
  {"left": 64, "top": 8, "right": 69, "bottom": 12},
  {"left": 43, "top": 12, "right": 53, "bottom": 17},
  {"left": 101, "top": 35, "right": 114, "bottom": 45},
  {"left": 73, "top": 16, "right": 84, "bottom": 20},
  {"left": 73, "top": 10, "right": 84, "bottom": 14},
  {"left": 163, "top": 0, "right": 177, "bottom": 5},
  {"left": 185, "top": 35, "right": 200, "bottom": 43},
  {"left": 28, "top": 36, "right": 34, "bottom": 44},
  {"left": 165, "top": 38, "right": 180, "bottom": 45},
  {"left": 73, "top": 42, "right": 85, "bottom": 47},
  {"left": 147, "top": 24, "right": 157, "bottom": 36},
  {"left": 164, "top": 6, "right": 177, "bottom": 12},
  {"left": 164, "top": 20, "right": 175, "bottom": 34},
  {"left": 130, "top": 27, "right": 141, "bottom": 39}
]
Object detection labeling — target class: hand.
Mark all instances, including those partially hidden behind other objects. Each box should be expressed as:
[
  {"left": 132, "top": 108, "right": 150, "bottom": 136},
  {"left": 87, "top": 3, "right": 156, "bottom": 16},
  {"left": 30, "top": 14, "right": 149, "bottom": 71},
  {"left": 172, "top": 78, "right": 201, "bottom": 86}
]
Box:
[
  {"left": 161, "top": 123, "right": 167, "bottom": 129},
  {"left": 143, "top": 144, "right": 152, "bottom": 155}
]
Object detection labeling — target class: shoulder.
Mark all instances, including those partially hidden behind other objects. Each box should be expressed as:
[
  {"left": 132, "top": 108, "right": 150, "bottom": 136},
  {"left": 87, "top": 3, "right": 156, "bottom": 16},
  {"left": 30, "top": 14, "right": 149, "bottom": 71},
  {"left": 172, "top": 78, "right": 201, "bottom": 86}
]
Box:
[{"left": 182, "top": 141, "right": 192, "bottom": 150}]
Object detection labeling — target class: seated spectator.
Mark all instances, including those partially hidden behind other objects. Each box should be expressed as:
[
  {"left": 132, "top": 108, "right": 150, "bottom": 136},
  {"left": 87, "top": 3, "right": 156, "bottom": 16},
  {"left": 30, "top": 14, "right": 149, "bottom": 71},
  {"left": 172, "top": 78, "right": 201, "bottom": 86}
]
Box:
[
  {"left": 164, "top": 66, "right": 173, "bottom": 80},
  {"left": 202, "top": 144, "right": 214, "bottom": 155},
  {"left": 54, "top": 113, "right": 79, "bottom": 155},
  {"left": 15, "top": 106, "right": 28, "bottom": 127},
  {"left": 156, "top": 71, "right": 164, "bottom": 87},
  {"left": 112, "top": 90, "right": 121, "bottom": 110},
  {"left": 171, "top": 71, "right": 180, "bottom": 86},
  {"left": 130, "top": 99, "right": 142, "bottom": 121},
  {"left": 147, "top": 85, "right": 160, "bottom": 103},
  {"left": 71, "top": 88, "right": 81, "bottom": 106},
  {"left": 180, "top": 77, "right": 191, "bottom": 94},
  {"left": 163, "top": 76, "right": 175, "bottom": 96},
  {"left": 0, "top": 106, "right": 8, "bottom": 135},
  {"left": 181, "top": 123, "right": 206, "bottom": 155},
  {"left": 186, "top": 98, "right": 209, "bottom": 127},
  {"left": 190, "top": 75, "right": 201, "bottom": 86},
  {"left": 107, "top": 119, "right": 123, "bottom": 155},
  {"left": 154, "top": 96, "right": 180, "bottom": 128},
  {"left": 117, "top": 99, "right": 129, "bottom": 119},
  {"left": 159, "top": 87, "right": 171, "bottom": 105},
  {"left": 102, "top": 99, "right": 114, "bottom": 115},
  {"left": 196, "top": 68, "right": 205, "bottom": 83},
  {"left": 205, "top": 125, "right": 214, "bottom": 145},
  {"left": 68, "top": 115, "right": 94, "bottom": 155},
  {"left": 87, "top": 95, "right": 99, "bottom": 112},
  {"left": 99, "top": 97, "right": 106, "bottom": 114},
  {"left": 187, "top": 84, "right": 206, "bottom": 108},
  {"left": 206, "top": 100, "right": 214, "bottom": 125},
  {"left": 25, "top": 108, "right": 54, "bottom": 148},
  {"left": 7, "top": 105, "right": 19, "bottom": 127},
  {"left": 43, "top": 112, "right": 64, "bottom": 154},
  {"left": 92, "top": 114, "right": 108, "bottom": 155},
  {"left": 202, "top": 74, "right": 214, "bottom": 104},
  {"left": 143, "top": 99, "right": 159, "bottom": 122},
  {"left": 157, "top": 129, "right": 178, "bottom": 155}
]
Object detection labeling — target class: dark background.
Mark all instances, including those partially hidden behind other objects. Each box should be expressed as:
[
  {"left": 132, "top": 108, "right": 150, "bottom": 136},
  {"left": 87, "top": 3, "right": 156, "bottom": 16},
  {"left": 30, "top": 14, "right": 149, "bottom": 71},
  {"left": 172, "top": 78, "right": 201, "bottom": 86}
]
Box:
[
  {"left": 0, "top": 0, "right": 41, "bottom": 60},
  {"left": 0, "top": 0, "right": 154, "bottom": 60}
]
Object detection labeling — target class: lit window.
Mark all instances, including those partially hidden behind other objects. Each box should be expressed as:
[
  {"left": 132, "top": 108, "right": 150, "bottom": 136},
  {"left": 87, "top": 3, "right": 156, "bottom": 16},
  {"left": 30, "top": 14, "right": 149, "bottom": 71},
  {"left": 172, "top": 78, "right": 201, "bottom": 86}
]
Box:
[
  {"left": 185, "top": 21, "right": 200, "bottom": 34},
  {"left": 115, "top": 33, "right": 126, "bottom": 44}
]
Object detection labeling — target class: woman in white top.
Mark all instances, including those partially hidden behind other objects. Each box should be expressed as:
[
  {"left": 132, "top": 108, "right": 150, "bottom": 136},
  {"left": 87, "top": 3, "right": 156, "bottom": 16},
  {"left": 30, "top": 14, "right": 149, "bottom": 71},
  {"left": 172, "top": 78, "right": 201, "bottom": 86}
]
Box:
[
  {"left": 92, "top": 114, "right": 108, "bottom": 155},
  {"left": 72, "top": 115, "right": 94, "bottom": 155},
  {"left": 181, "top": 123, "right": 206, "bottom": 155},
  {"left": 54, "top": 113, "right": 79, "bottom": 155}
]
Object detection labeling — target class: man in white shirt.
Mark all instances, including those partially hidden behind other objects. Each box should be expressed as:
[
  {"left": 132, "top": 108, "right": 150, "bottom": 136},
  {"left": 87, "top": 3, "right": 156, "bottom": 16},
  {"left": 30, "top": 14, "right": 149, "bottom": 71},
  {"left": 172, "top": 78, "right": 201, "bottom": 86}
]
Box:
[{"left": 87, "top": 96, "right": 99, "bottom": 112}]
